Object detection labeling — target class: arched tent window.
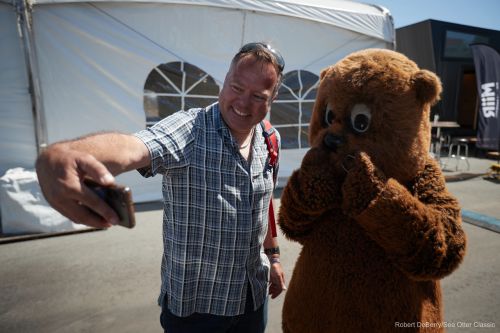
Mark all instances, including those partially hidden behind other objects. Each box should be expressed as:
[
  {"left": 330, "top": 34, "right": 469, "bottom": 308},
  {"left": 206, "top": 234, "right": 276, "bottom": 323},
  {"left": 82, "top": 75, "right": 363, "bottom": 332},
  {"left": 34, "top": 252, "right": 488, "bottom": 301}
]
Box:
[
  {"left": 271, "top": 70, "right": 319, "bottom": 149},
  {"left": 143, "top": 62, "right": 219, "bottom": 126}
]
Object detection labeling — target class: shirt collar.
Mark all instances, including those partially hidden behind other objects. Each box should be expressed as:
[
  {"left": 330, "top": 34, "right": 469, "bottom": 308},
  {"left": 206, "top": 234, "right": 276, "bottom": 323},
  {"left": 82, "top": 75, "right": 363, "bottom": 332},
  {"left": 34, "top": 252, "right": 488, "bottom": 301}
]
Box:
[{"left": 211, "top": 102, "right": 232, "bottom": 141}]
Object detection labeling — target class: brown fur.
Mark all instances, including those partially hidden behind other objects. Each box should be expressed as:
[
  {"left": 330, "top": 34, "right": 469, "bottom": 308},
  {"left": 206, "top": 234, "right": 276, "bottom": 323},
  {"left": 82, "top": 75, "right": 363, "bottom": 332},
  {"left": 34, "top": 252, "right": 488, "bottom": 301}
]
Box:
[{"left": 279, "top": 49, "right": 466, "bottom": 333}]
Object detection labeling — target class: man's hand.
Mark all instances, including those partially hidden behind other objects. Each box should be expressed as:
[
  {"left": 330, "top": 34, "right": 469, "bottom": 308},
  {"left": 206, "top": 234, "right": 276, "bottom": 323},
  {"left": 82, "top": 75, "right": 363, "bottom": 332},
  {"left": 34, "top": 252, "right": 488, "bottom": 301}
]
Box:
[
  {"left": 36, "top": 144, "right": 120, "bottom": 228},
  {"left": 269, "top": 261, "right": 286, "bottom": 299}
]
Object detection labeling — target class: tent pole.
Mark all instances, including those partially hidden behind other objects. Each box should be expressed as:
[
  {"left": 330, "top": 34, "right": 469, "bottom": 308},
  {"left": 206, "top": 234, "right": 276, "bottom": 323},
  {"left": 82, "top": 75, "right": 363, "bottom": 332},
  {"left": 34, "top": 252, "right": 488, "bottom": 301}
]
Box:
[{"left": 16, "top": 0, "right": 47, "bottom": 154}]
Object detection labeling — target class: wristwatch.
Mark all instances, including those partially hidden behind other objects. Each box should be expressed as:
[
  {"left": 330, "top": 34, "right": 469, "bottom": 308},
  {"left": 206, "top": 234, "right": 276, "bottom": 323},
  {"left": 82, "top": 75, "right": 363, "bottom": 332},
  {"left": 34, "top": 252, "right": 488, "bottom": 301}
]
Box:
[{"left": 264, "top": 247, "right": 280, "bottom": 255}]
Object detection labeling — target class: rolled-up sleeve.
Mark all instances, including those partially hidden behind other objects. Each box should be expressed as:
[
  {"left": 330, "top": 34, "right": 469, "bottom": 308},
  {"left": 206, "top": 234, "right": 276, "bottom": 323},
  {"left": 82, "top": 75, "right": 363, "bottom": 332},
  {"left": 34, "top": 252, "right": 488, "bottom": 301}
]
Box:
[{"left": 134, "top": 110, "right": 196, "bottom": 177}]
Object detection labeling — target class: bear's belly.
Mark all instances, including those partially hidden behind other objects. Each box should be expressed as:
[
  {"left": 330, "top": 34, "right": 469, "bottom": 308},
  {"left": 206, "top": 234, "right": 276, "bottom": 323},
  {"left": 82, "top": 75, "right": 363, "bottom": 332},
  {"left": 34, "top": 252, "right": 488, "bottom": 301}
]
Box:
[{"left": 282, "top": 218, "right": 443, "bottom": 333}]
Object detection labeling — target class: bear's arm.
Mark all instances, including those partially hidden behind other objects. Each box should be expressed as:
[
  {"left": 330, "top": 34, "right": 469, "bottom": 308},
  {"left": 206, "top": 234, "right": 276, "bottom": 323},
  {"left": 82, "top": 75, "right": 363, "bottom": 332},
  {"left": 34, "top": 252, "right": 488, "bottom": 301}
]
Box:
[
  {"left": 346, "top": 160, "right": 466, "bottom": 281},
  {"left": 278, "top": 148, "right": 343, "bottom": 243}
]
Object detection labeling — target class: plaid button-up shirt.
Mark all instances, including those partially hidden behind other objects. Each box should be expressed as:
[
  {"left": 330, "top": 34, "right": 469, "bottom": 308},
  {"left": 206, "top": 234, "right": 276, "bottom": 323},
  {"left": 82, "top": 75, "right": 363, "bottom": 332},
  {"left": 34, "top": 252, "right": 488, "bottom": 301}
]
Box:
[{"left": 134, "top": 102, "right": 279, "bottom": 317}]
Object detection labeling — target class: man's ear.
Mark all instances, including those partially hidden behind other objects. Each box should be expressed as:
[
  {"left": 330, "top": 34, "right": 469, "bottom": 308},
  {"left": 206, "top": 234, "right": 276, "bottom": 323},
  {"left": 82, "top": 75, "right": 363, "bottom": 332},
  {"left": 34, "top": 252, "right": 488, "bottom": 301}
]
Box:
[{"left": 272, "top": 89, "right": 279, "bottom": 102}]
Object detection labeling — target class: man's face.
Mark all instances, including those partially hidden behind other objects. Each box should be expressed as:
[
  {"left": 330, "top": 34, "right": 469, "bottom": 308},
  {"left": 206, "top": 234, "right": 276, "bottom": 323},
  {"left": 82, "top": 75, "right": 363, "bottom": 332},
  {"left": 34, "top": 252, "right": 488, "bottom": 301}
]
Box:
[{"left": 219, "top": 55, "right": 279, "bottom": 137}]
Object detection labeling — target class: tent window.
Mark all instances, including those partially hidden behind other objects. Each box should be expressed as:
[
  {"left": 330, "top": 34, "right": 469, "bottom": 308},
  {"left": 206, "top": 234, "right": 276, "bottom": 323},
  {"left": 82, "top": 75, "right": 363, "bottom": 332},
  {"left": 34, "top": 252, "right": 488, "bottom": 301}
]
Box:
[
  {"left": 271, "top": 70, "right": 319, "bottom": 149},
  {"left": 143, "top": 62, "right": 219, "bottom": 126}
]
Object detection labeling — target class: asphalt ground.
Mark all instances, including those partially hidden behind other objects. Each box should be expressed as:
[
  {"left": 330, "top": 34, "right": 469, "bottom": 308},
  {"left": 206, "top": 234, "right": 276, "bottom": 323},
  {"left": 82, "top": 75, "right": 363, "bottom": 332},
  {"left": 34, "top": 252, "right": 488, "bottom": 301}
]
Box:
[{"left": 0, "top": 156, "right": 499, "bottom": 332}]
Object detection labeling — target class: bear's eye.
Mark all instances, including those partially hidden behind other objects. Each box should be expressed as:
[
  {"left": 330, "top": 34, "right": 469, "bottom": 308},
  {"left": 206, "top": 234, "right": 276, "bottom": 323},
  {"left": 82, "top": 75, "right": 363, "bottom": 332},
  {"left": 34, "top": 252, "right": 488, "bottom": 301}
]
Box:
[
  {"left": 350, "top": 104, "right": 371, "bottom": 134},
  {"left": 324, "top": 103, "right": 334, "bottom": 127}
]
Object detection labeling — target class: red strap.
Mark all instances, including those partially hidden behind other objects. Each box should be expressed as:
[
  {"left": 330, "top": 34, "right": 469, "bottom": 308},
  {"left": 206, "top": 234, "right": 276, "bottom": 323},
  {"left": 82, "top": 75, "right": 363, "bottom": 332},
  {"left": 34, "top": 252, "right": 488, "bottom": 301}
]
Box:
[
  {"left": 261, "top": 120, "right": 279, "bottom": 238},
  {"left": 269, "top": 198, "right": 277, "bottom": 238}
]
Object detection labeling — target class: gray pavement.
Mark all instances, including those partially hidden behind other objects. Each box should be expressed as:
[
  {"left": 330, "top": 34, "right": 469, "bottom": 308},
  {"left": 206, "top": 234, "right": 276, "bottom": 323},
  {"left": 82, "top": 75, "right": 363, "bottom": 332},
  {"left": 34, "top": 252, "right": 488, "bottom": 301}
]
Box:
[{"left": 1, "top": 156, "right": 499, "bottom": 332}]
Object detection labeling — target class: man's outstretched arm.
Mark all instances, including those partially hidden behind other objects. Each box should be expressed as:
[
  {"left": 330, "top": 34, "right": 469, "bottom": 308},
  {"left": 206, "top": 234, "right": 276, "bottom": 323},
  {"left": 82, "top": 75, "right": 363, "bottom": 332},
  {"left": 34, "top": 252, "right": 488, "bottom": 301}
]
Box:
[{"left": 35, "top": 132, "right": 150, "bottom": 228}]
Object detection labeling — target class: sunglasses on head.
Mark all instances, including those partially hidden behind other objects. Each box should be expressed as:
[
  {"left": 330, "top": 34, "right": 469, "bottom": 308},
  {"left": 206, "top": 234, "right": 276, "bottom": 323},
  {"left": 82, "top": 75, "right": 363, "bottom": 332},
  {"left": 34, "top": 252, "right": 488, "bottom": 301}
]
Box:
[{"left": 238, "top": 42, "right": 285, "bottom": 73}]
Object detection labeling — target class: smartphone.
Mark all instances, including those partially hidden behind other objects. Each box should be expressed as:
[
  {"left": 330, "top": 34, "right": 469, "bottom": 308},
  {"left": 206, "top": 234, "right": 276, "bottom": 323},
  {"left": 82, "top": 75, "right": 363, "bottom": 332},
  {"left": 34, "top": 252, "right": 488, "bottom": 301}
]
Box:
[{"left": 84, "top": 179, "right": 136, "bottom": 228}]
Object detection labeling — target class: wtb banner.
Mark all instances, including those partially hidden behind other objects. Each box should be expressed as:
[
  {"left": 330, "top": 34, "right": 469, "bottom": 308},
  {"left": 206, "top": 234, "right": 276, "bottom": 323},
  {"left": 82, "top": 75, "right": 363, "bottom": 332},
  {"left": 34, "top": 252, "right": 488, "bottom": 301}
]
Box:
[{"left": 471, "top": 43, "right": 500, "bottom": 150}]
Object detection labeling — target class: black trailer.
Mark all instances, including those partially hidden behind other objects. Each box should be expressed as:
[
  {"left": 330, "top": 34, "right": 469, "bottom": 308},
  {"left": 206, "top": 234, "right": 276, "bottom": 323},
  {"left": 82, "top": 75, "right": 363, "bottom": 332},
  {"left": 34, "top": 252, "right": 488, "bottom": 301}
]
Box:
[{"left": 397, "top": 19, "right": 500, "bottom": 136}]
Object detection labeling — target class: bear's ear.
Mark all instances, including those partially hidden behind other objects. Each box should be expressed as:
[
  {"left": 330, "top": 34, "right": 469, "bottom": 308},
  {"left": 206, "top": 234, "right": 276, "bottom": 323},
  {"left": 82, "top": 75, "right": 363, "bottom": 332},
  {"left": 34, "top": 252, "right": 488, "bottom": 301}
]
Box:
[
  {"left": 411, "top": 69, "right": 442, "bottom": 105},
  {"left": 320, "top": 66, "right": 335, "bottom": 81},
  {"left": 320, "top": 68, "right": 328, "bottom": 80}
]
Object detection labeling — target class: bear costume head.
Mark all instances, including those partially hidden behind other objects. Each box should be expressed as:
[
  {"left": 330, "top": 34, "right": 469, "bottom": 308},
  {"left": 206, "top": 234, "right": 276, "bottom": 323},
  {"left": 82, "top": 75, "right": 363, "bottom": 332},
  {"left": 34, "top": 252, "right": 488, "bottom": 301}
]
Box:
[
  {"left": 279, "top": 49, "right": 466, "bottom": 333},
  {"left": 309, "top": 48, "right": 442, "bottom": 183}
]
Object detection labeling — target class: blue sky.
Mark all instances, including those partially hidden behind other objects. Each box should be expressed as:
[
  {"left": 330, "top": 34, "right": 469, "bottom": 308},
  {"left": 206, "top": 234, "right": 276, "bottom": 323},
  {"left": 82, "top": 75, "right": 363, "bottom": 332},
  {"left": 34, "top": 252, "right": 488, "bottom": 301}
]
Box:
[{"left": 359, "top": 0, "right": 500, "bottom": 31}]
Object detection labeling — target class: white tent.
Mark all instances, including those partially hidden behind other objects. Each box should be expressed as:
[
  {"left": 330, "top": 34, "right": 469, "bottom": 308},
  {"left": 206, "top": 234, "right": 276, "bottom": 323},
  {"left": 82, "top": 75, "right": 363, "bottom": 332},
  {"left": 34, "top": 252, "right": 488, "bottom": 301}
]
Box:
[{"left": 0, "top": 0, "right": 394, "bottom": 204}]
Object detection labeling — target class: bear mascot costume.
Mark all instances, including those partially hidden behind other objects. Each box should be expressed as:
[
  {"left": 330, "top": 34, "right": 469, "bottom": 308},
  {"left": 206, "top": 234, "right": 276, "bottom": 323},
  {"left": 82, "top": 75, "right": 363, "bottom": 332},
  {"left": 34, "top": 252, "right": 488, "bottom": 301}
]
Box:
[{"left": 279, "top": 49, "right": 467, "bottom": 333}]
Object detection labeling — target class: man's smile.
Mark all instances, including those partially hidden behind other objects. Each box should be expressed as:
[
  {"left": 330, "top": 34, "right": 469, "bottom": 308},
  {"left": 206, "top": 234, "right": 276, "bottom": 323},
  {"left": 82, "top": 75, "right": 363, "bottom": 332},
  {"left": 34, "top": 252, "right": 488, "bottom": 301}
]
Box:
[{"left": 233, "top": 107, "right": 251, "bottom": 117}]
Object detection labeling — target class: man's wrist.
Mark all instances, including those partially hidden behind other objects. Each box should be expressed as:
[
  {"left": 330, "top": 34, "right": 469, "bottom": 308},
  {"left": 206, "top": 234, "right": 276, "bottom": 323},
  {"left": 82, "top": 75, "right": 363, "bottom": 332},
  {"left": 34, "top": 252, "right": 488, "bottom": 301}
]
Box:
[{"left": 269, "top": 257, "right": 281, "bottom": 264}]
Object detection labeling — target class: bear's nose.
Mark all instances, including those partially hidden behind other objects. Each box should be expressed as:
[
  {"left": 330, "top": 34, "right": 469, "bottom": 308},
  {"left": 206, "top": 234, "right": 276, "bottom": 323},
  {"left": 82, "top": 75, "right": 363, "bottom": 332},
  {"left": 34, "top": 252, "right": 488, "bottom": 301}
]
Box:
[{"left": 323, "top": 133, "right": 345, "bottom": 151}]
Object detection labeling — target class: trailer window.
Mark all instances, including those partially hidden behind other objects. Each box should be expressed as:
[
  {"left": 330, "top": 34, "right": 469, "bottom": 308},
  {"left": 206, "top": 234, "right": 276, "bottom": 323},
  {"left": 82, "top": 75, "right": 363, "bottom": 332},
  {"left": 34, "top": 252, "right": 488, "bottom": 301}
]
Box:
[{"left": 443, "top": 30, "right": 489, "bottom": 59}]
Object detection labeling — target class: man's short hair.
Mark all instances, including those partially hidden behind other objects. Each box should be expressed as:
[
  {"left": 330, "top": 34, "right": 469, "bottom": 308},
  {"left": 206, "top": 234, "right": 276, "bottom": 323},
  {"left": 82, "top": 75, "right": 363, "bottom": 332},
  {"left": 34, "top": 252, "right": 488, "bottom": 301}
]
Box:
[{"left": 232, "top": 42, "right": 285, "bottom": 95}]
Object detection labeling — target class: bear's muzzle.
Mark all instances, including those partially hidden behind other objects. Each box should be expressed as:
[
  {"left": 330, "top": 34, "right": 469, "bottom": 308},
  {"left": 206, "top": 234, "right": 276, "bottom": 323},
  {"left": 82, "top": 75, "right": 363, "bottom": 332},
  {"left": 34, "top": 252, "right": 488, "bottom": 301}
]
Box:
[{"left": 323, "top": 133, "right": 345, "bottom": 152}]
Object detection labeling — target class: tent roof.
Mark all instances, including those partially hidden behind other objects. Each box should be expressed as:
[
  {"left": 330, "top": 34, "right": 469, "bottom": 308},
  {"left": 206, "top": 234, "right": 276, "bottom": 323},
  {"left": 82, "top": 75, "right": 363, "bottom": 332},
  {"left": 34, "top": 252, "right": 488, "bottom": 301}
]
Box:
[{"left": 9, "top": 0, "right": 394, "bottom": 43}]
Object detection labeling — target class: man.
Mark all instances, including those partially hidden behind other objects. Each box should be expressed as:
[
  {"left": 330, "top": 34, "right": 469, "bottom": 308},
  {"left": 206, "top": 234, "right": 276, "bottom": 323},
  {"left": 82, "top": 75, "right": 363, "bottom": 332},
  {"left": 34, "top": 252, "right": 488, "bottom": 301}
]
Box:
[{"left": 36, "top": 42, "right": 286, "bottom": 333}]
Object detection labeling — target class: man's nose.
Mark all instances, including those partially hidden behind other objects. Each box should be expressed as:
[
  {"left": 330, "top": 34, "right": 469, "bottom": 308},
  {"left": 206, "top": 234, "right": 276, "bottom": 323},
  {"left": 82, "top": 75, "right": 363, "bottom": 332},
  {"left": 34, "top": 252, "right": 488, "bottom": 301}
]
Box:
[
  {"left": 237, "top": 93, "right": 255, "bottom": 108},
  {"left": 236, "top": 92, "right": 252, "bottom": 105}
]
